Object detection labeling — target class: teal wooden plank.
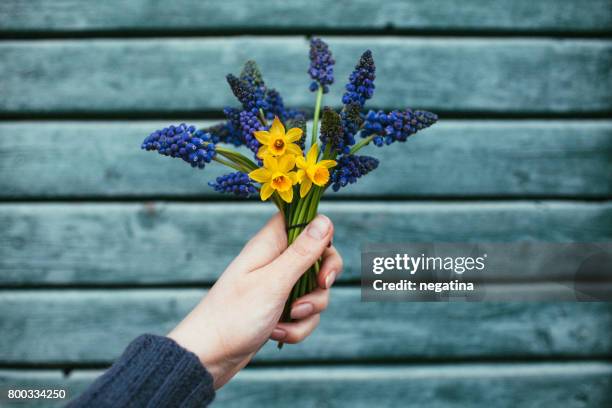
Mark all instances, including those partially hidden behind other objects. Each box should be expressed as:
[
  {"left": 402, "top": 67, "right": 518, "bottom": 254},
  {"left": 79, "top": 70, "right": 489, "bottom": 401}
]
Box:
[
  {"left": 0, "top": 289, "right": 610, "bottom": 364},
  {"left": 1, "top": 202, "right": 610, "bottom": 285},
  {"left": 218, "top": 363, "right": 612, "bottom": 408},
  {"left": 1, "top": 0, "right": 611, "bottom": 33},
  {"left": 2, "top": 363, "right": 612, "bottom": 407},
  {"left": 0, "top": 120, "right": 610, "bottom": 198},
  {"left": 1, "top": 38, "right": 610, "bottom": 114}
]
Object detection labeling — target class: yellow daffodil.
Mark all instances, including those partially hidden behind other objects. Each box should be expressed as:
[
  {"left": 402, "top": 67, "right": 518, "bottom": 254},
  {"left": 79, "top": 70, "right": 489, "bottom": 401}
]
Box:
[
  {"left": 248, "top": 154, "right": 298, "bottom": 203},
  {"left": 296, "top": 144, "right": 337, "bottom": 198},
  {"left": 254, "top": 116, "right": 303, "bottom": 159}
]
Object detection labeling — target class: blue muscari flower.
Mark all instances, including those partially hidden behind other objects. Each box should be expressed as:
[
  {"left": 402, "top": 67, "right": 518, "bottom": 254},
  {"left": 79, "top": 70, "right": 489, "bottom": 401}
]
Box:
[
  {"left": 308, "top": 38, "right": 335, "bottom": 94},
  {"left": 264, "top": 87, "right": 307, "bottom": 124},
  {"left": 203, "top": 108, "right": 244, "bottom": 147},
  {"left": 239, "top": 61, "right": 269, "bottom": 116},
  {"left": 239, "top": 60, "right": 292, "bottom": 122},
  {"left": 240, "top": 60, "right": 265, "bottom": 88},
  {"left": 319, "top": 107, "right": 345, "bottom": 153},
  {"left": 263, "top": 83, "right": 305, "bottom": 123},
  {"left": 204, "top": 121, "right": 243, "bottom": 147},
  {"left": 239, "top": 110, "right": 265, "bottom": 155},
  {"left": 342, "top": 50, "right": 375, "bottom": 107},
  {"left": 265, "top": 88, "right": 287, "bottom": 120},
  {"left": 226, "top": 74, "right": 267, "bottom": 114},
  {"left": 227, "top": 59, "right": 304, "bottom": 149},
  {"left": 286, "top": 108, "right": 306, "bottom": 121},
  {"left": 362, "top": 109, "right": 438, "bottom": 146},
  {"left": 208, "top": 172, "right": 257, "bottom": 198},
  {"left": 141, "top": 124, "right": 216, "bottom": 169},
  {"left": 223, "top": 107, "right": 244, "bottom": 138},
  {"left": 225, "top": 59, "right": 306, "bottom": 157},
  {"left": 330, "top": 154, "right": 379, "bottom": 192},
  {"left": 338, "top": 102, "right": 364, "bottom": 153}
]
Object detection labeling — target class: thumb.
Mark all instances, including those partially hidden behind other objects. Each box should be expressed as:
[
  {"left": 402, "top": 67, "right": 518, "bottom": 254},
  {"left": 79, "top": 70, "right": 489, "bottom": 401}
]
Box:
[
  {"left": 259, "top": 214, "right": 333, "bottom": 291},
  {"left": 231, "top": 213, "right": 287, "bottom": 271}
]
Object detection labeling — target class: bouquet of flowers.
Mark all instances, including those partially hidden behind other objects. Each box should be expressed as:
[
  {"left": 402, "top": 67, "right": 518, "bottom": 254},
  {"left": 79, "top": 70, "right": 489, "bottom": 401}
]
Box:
[{"left": 141, "top": 38, "right": 437, "bottom": 346}]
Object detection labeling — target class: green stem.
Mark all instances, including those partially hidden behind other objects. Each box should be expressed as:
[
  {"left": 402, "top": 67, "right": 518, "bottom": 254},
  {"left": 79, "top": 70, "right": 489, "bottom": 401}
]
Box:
[
  {"left": 322, "top": 144, "right": 333, "bottom": 161},
  {"left": 215, "top": 147, "right": 259, "bottom": 171},
  {"left": 290, "top": 193, "right": 310, "bottom": 242},
  {"left": 308, "top": 187, "right": 323, "bottom": 224},
  {"left": 310, "top": 85, "right": 324, "bottom": 148},
  {"left": 212, "top": 156, "right": 243, "bottom": 172},
  {"left": 349, "top": 135, "right": 374, "bottom": 154},
  {"left": 278, "top": 85, "right": 329, "bottom": 350},
  {"left": 224, "top": 153, "right": 257, "bottom": 172},
  {"left": 277, "top": 187, "right": 324, "bottom": 349},
  {"left": 258, "top": 109, "right": 269, "bottom": 127}
]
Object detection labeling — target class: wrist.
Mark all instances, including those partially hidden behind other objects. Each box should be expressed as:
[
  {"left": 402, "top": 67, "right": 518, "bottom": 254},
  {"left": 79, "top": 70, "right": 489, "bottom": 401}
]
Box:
[{"left": 167, "top": 325, "right": 229, "bottom": 389}]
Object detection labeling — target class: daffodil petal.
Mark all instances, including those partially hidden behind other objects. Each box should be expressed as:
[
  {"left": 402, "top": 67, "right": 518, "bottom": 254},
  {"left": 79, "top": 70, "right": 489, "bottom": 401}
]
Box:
[
  {"left": 300, "top": 179, "right": 313, "bottom": 198},
  {"left": 263, "top": 155, "right": 278, "bottom": 171},
  {"left": 319, "top": 159, "right": 337, "bottom": 169},
  {"left": 295, "top": 155, "right": 307, "bottom": 169},
  {"left": 249, "top": 168, "right": 272, "bottom": 183},
  {"left": 257, "top": 146, "right": 269, "bottom": 159},
  {"left": 269, "top": 116, "right": 285, "bottom": 139},
  {"left": 278, "top": 154, "right": 296, "bottom": 173},
  {"left": 278, "top": 187, "right": 293, "bottom": 203},
  {"left": 288, "top": 171, "right": 299, "bottom": 184},
  {"left": 312, "top": 167, "right": 330, "bottom": 186},
  {"left": 306, "top": 144, "right": 319, "bottom": 165},
  {"left": 254, "top": 130, "right": 270, "bottom": 145},
  {"left": 286, "top": 127, "right": 303, "bottom": 143},
  {"left": 260, "top": 183, "right": 274, "bottom": 201},
  {"left": 296, "top": 169, "right": 305, "bottom": 182},
  {"left": 285, "top": 143, "right": 302, "bottom": 157}
]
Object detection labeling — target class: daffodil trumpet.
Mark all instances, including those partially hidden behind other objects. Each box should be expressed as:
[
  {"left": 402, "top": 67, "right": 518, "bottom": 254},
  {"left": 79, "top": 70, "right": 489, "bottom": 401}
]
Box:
[{"left": 141, "top": 38, "right": 438, "bottom": 349}]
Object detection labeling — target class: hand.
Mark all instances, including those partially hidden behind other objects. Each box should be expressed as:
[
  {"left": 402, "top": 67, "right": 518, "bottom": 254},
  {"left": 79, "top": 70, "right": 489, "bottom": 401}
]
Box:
[{"left": 168, "top": 213, "right": 342, "bottom": 389}]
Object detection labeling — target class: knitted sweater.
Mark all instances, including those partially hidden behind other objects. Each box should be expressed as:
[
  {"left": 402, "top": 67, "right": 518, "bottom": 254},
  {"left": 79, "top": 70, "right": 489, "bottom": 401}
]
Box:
[{"left": 68, "top": 334, "right": 215, "bottom": 407}]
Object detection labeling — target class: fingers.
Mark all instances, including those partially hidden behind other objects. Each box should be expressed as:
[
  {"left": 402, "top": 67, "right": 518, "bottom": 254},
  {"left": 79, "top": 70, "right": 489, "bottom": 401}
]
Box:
[
  {"left": 270, "top": 314, "right": 320, "bottom": 344},
  {"left": 232, "top": 213, "right": 288, "bottom": 271},
  {"left": 290, "top": 288, "right": 329, "bottom": 320},
  {"left": 258, "top": 215, "right": 333, "bottom": 290},
  {"left": 317, "top": 245, "right": 343, "bottom": 289}
]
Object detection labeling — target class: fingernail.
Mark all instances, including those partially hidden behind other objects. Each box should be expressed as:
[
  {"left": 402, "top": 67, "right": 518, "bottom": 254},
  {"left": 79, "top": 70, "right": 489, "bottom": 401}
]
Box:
[
  {"left": 325, "top": 271, "right": 336, "bottom": 289},
  {"left": 307, "top": 215, "right": 330, "bottom": 240},
  {"left": 290, "top": 302, "right": 314, "bottom": 319},
  {"left": 272, "top": 328, "right": 287, "bottom": 340}
]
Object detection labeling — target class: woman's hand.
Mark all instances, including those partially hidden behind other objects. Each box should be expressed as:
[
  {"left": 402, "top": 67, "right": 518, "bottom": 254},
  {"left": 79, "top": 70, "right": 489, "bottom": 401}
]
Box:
[{"left": 168, "top": 213, "right": 342, "bottom": 389}]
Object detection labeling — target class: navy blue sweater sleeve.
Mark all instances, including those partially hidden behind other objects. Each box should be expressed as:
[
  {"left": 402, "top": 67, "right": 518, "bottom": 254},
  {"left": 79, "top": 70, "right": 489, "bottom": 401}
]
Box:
[{"left": 68, "top": 334, "right": 215, "bottom": 407}]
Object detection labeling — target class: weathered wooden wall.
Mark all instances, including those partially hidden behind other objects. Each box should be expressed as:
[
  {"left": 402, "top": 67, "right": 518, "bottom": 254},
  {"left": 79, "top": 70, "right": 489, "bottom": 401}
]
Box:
[{"left": 0, "top": 0, "right": 611, "bottom": 406}]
